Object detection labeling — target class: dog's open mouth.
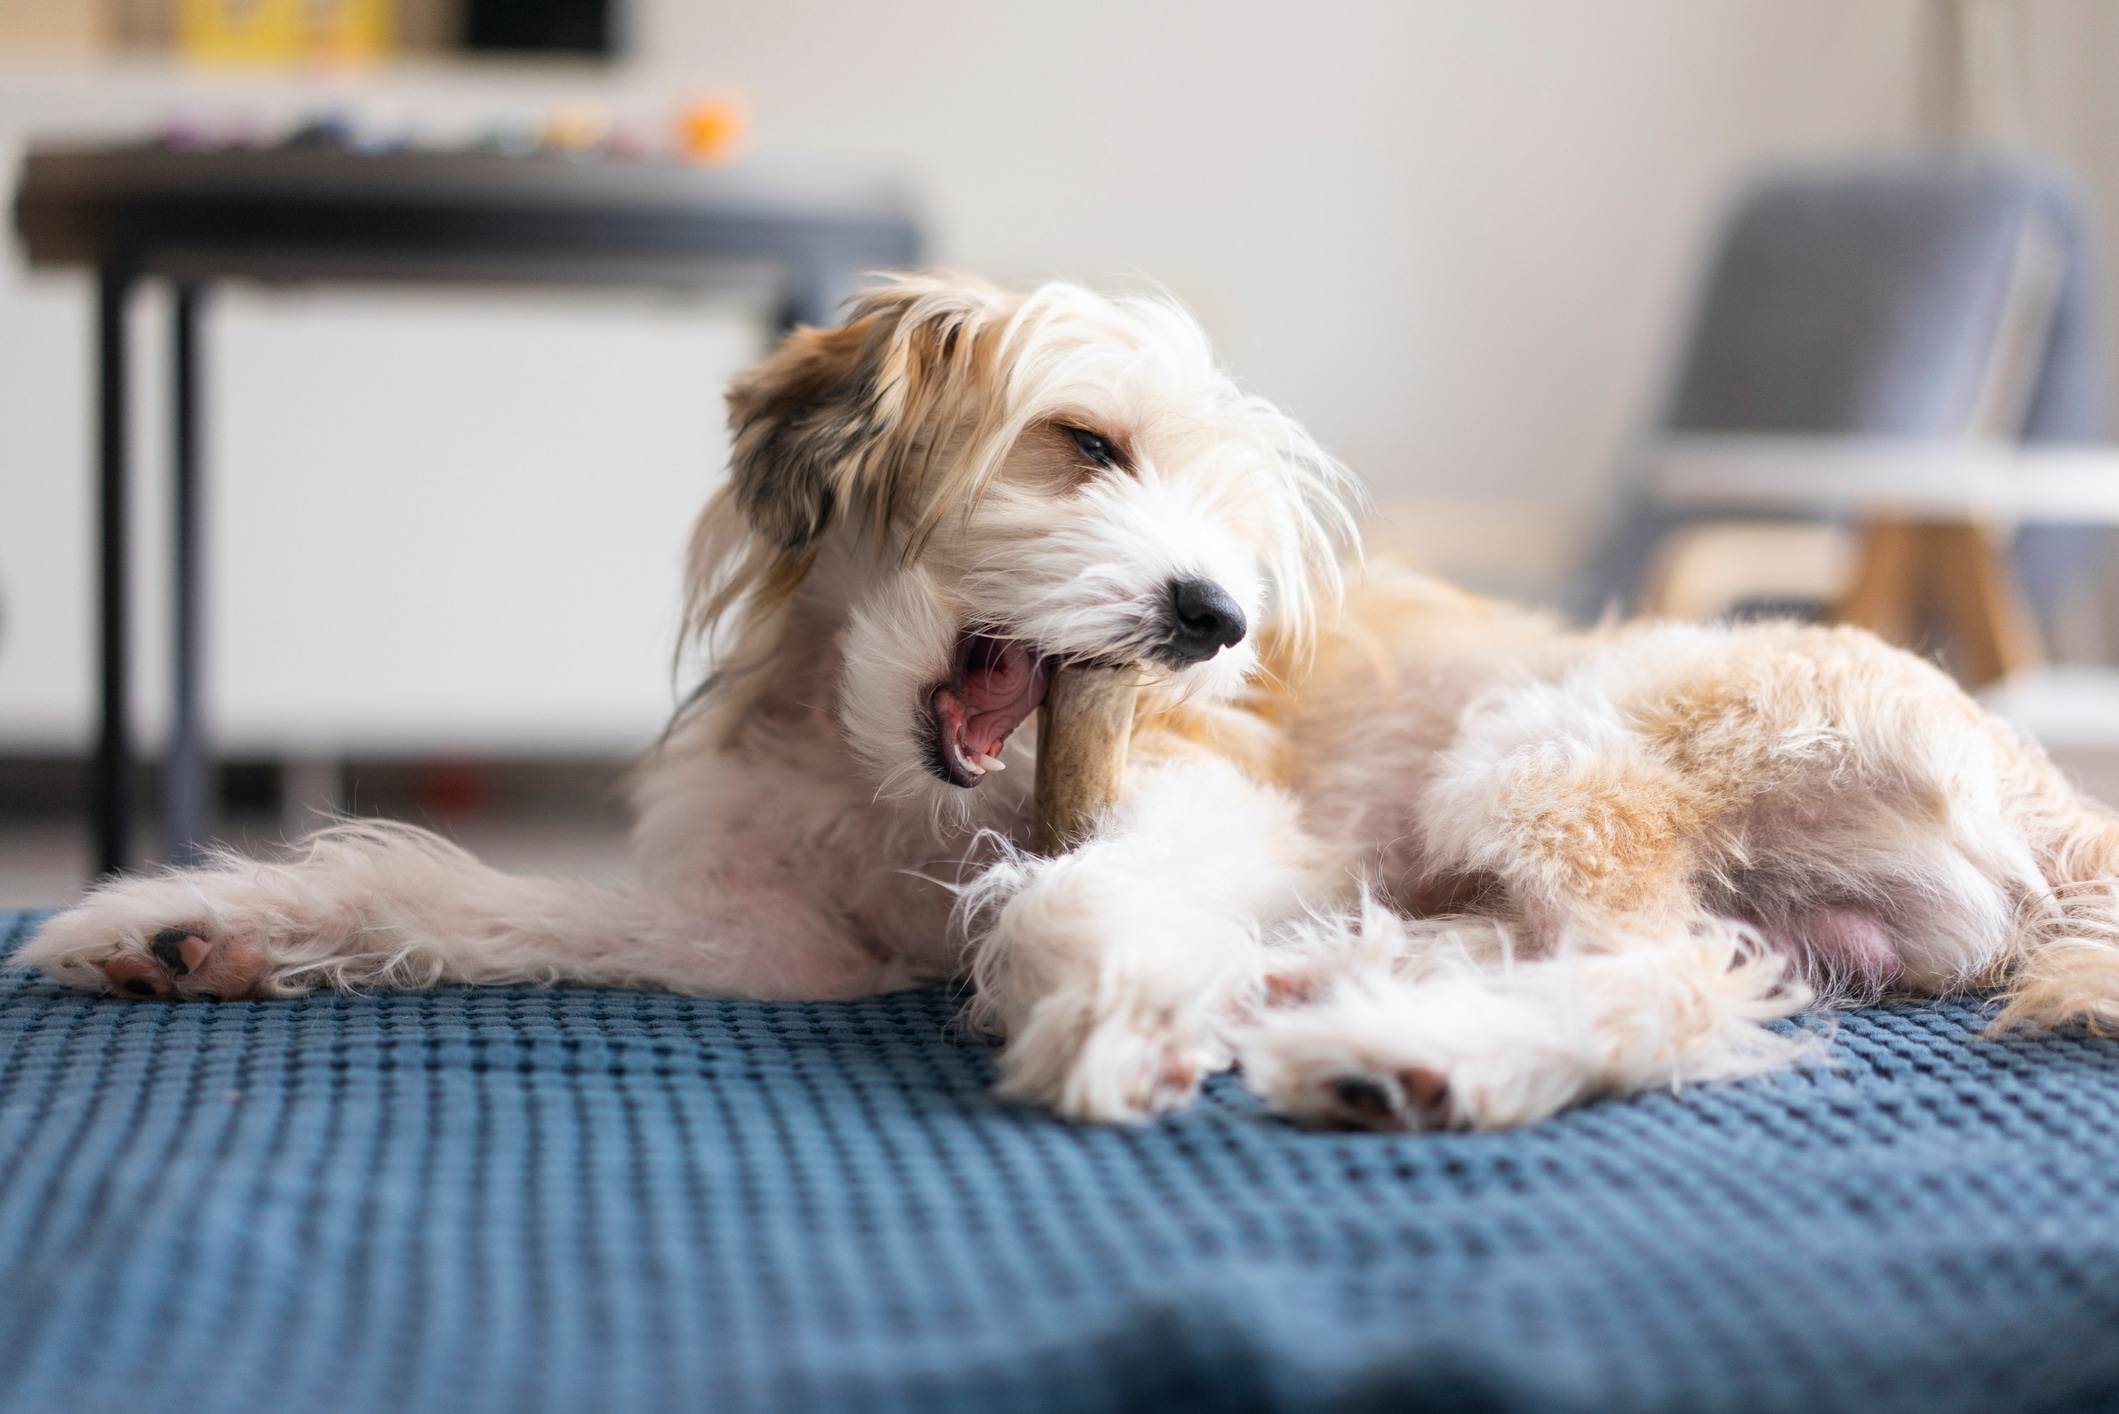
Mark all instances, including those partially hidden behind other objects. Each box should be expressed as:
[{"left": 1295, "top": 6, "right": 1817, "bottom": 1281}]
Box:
[{"left": 927, "top": 634, "right": 1051, "bottom": 787}]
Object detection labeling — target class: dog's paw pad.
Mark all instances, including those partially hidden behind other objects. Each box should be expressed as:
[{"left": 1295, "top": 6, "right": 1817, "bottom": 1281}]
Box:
[
  {"left": 150, "top": 927, "right": 197, "bottom": 975},
  {"left": 104, "top": 954, "right": 173, "bottom": 999},
  {"left": 1324, "top": 1067, "right": 1453, "bottom": 1131},
  {"left": 106, "top": 926, "right": 266, "bottom": 1002}
]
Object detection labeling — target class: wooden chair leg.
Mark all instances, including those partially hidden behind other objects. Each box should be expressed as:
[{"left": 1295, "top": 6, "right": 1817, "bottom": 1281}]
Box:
[
  {"left": 1834, "top": 519, "right": 1923, "bottom": 647},
  {"left": 1919, "top": 522, "right": 2042, "bottom": 687},
  {"left": 1831, "top": 518, "right": 2043, "bottom": 688}
]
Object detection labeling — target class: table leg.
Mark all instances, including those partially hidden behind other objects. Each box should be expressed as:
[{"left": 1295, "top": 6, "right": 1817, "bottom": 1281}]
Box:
[
  {"left": 166, "top": 282, "right": 213, "bottom": 865},
  {"left": 93, "top": 269, "right": 134, "bottom": 877}
]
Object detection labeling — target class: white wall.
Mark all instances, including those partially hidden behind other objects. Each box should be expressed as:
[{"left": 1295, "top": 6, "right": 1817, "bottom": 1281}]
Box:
[{"left": 635, "top": 0, "right": 1931, "bottom": 508}]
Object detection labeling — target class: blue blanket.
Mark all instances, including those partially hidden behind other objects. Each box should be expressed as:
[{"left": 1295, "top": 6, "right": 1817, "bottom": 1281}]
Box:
[{"left": 3, "top": 907, "right": 2118, "bottom": 1413}]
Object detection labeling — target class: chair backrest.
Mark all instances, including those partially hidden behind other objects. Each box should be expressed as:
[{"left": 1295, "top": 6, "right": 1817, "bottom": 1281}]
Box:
[{"left": 1666, "top": 158, "right": 2105, "bottom": 443}]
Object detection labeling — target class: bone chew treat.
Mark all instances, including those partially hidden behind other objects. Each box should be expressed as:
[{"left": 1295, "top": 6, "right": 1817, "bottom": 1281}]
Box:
[{"left": 1033, "top": 663, "right": 1138, "bottom": 855}]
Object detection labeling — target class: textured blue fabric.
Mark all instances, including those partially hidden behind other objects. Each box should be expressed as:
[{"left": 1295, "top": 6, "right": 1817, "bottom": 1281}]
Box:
[{"left": 5, "top": 907, "right": 2119, "bottom": 1414}]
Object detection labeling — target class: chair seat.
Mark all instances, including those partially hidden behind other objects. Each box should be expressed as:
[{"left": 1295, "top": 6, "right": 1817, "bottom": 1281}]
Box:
[{"left": 1652, "top": 433, "right": 2119, "bottom": 524}]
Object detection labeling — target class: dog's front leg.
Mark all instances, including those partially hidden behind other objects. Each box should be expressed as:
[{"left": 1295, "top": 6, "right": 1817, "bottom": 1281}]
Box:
[
  {"left": 1240, "top": 911, "right": 1813, "bottom": 1132},
  {"left": 19, "top": 813, "right": 913, "bottom": 1003},
  {"left": 964, "top": 756, "right": 1349, "bottom": 1122}
]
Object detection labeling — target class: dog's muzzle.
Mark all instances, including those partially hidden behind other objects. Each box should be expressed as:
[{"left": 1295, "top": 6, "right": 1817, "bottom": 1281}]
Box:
[
  {"left": 1155, "top": 578, "right": 1247, "bottom": 666},
  {"left": 923, "top": 580, "right": 1244, "bottom": 788}
]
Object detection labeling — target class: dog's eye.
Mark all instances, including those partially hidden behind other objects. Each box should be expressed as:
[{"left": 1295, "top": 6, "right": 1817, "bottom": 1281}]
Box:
[{"left": 1067, "top": 426, "right": 1119, "bottom": 468}]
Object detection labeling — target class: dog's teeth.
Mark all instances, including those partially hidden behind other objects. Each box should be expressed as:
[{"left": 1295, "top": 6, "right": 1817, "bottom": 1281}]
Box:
[
  {"left": 955, "top": 746, "right": 985, "bottom": 777},
  {"left": 979, "top": 754, "right": 1007, "bottom": 772}
]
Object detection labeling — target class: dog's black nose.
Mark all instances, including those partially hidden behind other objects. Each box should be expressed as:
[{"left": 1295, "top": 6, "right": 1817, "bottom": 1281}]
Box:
[{"left": 1161, "top": 578, "right": 1247, "bottom": 664}]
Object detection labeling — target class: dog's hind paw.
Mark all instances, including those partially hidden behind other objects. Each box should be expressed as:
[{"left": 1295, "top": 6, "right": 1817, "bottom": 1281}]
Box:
[
  {"left": 18, "top": 886, "right": 284, "bottom": 1002},
  {"left": 99, "top": 924, "right": 269, "bottom": 1002}
]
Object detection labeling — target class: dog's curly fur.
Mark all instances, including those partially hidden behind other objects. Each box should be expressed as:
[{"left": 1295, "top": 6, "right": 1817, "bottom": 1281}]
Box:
[{"left": 24, "top": 271, "right": 2119, "bottom": 1129}]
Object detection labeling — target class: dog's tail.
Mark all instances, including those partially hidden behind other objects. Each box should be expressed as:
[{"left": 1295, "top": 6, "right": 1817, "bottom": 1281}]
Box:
[{"left": 1993, "top": 761, "right": 2119, "bottom": 1035}]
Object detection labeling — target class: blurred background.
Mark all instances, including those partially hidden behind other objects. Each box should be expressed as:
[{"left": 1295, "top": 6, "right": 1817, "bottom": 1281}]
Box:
[{"left": 6, "top": 0, "right": 2119, "bottom": 904}]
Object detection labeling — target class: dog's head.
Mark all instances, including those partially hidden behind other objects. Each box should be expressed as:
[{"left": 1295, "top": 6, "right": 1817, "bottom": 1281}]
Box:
[{"left": 684, "top": 271, "right": 1358, "bottom": 814}]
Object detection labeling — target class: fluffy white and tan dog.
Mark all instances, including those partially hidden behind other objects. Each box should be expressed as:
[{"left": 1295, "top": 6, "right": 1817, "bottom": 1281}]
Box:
[{"left": 24, "top": 271, "right": 2119, "bottom": 1130}]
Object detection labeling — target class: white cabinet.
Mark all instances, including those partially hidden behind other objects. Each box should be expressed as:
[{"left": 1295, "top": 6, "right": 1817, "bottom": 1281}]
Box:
[{"left": 0, "top": 275, "right": 759, "bottom": 757}]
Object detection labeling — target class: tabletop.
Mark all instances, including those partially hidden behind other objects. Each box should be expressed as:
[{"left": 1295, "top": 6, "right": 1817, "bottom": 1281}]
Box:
[{"left": 13, "top": 142, "right": 922, "bottom": 293}]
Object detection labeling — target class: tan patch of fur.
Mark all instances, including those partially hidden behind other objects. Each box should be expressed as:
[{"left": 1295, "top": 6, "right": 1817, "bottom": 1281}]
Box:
[
  {"left": 1631, "top": 627, "right": 1849, "bottom": 793},
  {"left": 1113, "top": 576, "right": 1334, "bottom": 792},
  {"left": 1129, "top": 705, "right": 1291, "bottom": 787},
  {"left": 1498, "top": 759, "right": 1714, "bottom": 923},
  {"left": 1325, "top": 559, "right": 1571, "bottom": 696}
]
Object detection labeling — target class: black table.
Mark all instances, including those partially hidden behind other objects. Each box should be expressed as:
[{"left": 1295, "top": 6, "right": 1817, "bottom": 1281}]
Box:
[{"left": 12, "top": 143, "right": 921, "bottom": 875}]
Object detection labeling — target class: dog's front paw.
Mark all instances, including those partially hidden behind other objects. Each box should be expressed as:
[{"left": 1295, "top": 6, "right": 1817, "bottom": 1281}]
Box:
[
  {"left": 18, "top": 882, "right": 289, "bottom": 1002},
  {"left": 1240, "top": 980, "right": 1592, "bottom": 1132},
  {"left": 1311, "top": 1067, "right": 1456, "bottom": 1132},
  {"left": 963, "top": 840, "right": 1263, "bottom": 1123},
  {"left": 1243, "top": 1023, "right": 1466, "bottom": 1132},
  {"left": 995, "top": 990, "right": 1223, "bottom": 1123}
]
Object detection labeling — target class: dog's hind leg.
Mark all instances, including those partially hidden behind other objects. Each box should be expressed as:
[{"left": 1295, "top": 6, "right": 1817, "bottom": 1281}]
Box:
[
  {"left": 1987, "top": 742, "right": 2119, "bottom": 1034},
  {"left": 960, "top": 755, "right": 1354, "bottom": 1123},
  {"left": 1239, "top": 905, "right": 1809, "bottom": 1131},
  {"left": 1240, "top": 701, "right": 1815, "bottom": 1131},
  {"left": 18, "top": 818, "right": 906, "bottom": 1002}
]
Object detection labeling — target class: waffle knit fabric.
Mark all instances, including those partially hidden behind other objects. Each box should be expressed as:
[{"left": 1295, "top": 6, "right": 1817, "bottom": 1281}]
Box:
[{"left": 3, "top": 908, "right": 2119, "bottom": 1413}]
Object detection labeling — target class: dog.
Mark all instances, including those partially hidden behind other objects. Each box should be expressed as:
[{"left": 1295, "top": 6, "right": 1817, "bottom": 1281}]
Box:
[{"left": 23, "top": 270, "right": 2119, "bottom": 1131}]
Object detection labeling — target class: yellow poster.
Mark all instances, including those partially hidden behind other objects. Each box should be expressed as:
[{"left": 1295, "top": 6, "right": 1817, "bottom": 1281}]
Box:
[{"left": 177, "top": 0, "right": 393, "bottom": 64}]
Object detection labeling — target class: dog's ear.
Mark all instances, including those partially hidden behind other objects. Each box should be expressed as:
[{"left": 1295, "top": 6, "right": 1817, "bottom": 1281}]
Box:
[
  {"left": 726, "top": 277, "right": 998, "bottom": 553},
  {"left": 724, "top": 315, "right": 886, "bottom": 552}
]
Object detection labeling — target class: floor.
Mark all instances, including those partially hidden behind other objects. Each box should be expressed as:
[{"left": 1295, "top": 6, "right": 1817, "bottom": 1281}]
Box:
[
  {"left": 0, "top": 757, "right": 637, "bottom": 911},
  {"left": 0, "top": 814, "right": 636, "bottom": 912}
]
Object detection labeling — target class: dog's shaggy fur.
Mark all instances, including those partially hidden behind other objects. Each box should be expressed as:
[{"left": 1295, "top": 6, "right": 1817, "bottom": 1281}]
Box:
[{"left": 25, "top": 271, "right": 2119, "bottom": 1129}]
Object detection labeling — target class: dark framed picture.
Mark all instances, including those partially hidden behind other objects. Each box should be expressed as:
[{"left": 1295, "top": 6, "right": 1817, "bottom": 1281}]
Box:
[{"left": 463, "top": 0, "right": 612, "bottom": 55}]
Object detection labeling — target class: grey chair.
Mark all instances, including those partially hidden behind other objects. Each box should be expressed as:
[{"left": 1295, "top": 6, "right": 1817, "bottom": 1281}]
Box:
[{"left": 1574, "top": 156, "right": 2111, "bottom": 680}]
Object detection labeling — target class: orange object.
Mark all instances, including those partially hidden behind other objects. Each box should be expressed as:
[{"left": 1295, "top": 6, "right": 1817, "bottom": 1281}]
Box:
[{"left": 676, "top": 95, "right": 751, "bottom": 165}]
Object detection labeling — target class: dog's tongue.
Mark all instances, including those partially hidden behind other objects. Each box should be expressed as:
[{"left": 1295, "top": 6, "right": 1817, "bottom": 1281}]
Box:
[{"left": 933, "top": 638, "right": 1048, "bottom": 777}]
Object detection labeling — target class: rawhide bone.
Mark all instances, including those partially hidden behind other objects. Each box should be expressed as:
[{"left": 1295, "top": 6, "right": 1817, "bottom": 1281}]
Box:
[{"left": 1033, "top": 663, "right": 1139, "bottom": 855}]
